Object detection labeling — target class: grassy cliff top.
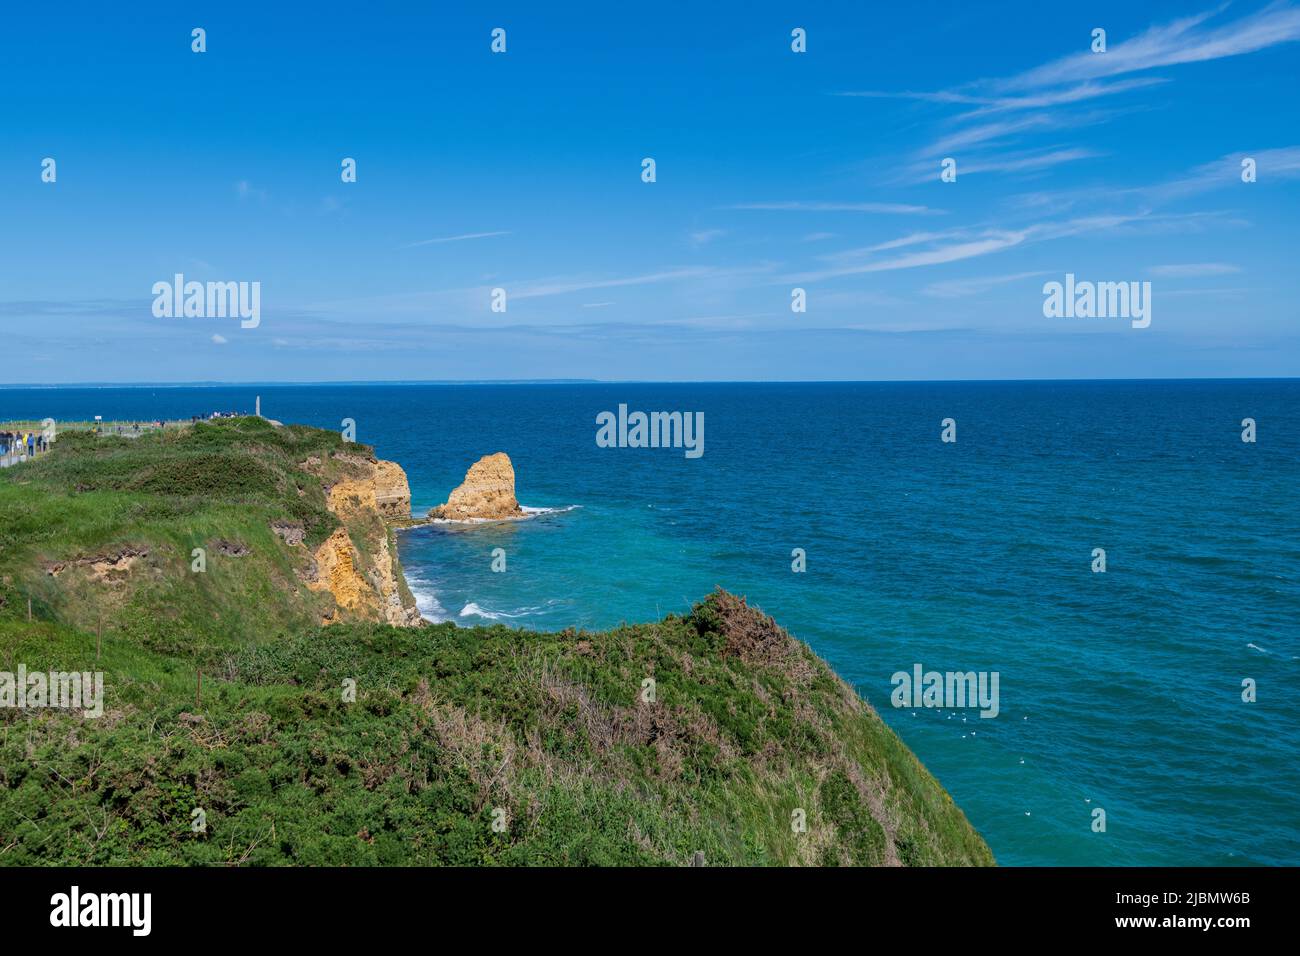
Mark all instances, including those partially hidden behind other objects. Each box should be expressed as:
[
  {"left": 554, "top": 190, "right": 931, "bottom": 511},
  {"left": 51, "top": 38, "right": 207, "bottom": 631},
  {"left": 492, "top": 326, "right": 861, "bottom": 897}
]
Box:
[
  {"left": 0, "top": 419, "right": 992, "bottom": 866},
  {"left": 0, "top": 417, "right": 411, "bottom": 647}
]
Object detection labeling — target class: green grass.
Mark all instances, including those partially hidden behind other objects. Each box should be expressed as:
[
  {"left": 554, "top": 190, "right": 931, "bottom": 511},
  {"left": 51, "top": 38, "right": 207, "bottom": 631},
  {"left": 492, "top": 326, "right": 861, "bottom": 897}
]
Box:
[
  {"left": 0, "top": 419, "right": 993, "bottom": 866},
  {"left": 0, "top": 418, "right": 380, "bottom": 652}
]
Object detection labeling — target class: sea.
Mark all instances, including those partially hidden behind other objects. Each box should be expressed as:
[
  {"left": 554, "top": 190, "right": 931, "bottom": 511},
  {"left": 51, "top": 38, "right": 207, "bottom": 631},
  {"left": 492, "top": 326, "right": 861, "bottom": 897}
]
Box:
[{"left": 3, "top": 380, "right": 1297, "bottom": 866}]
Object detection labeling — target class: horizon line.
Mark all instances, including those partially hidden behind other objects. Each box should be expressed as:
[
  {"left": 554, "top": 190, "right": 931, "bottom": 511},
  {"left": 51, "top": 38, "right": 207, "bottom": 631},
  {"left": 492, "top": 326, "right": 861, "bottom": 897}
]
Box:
[{"left": 2, "top": 375, "right": 1299, "bottom": 389}]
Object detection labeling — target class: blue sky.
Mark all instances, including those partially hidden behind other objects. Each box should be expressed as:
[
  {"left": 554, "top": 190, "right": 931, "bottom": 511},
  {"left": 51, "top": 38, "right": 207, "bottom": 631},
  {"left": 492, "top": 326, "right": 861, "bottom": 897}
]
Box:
[{"left": 1, "top": 0, "right": 1298, "bottom": 383}]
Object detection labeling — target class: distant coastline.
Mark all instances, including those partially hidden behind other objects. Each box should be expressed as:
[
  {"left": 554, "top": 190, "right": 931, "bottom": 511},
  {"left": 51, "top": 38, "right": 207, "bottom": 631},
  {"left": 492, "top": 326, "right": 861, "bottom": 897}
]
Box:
[{"left": 3, "top": 375, "right": 1299, "bottom": 390}]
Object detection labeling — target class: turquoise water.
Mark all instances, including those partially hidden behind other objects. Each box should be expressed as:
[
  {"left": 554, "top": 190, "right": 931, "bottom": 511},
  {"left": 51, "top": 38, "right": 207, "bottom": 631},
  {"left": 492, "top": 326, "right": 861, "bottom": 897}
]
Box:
[{"left": 4, "top": 381, "right": 1298, "bottom": 866}]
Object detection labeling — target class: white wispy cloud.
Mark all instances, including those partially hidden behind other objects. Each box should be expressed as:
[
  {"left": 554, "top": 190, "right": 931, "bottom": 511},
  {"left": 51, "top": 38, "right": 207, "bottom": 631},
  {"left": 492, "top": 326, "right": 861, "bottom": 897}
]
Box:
[
  {"left": 860, "top": 4, "right": 1300, "bottom": 110},
  {"left": 790, "top": 231, "right": 1031, "bottom": 281},
  {"left": 923, "top": 271, "right": 1052, "bottom": 298},
  {"left": 1148, "top": 262, "right": 1241, "bottom": 277},
  {"left": 922, "top": 107, "right": 1135, "bottom": 159},
  {"left": 1161, "top": 287, "right": 1249, "bottom": 296},
  {"left": 996, "top": 3, "right": 1300, "bottom": 92},
  {"left": 211, "top": 334, "right": 228, "bottom": 345},
  {"left": 1148, "top": 145, "right": 1300, "bottom": 200},
  {"left": 881, "top": 108, "right": 1126, "bottom": 183},
  {"left": 235, "top": 180, "right": 268, "bottom": 202},
  {"left": 1015, "top": 145, "right": 1300, "bottom": 210},
  {"left": 689, "top": 228, "right": 727, "bottom": 247},
  {"left": 820, "top": 230, "right": 967, "bottom": 260},
  {"left": 724, "top": 201, "right": 944, "bottom": 215},
  {"left": 848, "top": 5, "right": 1300, "bottom": 184},
  {"left": 787, "top": 212, "right": 1153, "bottom": 282},
  {"left": 834, "top": 77, "right": 1167, "bottom": 114},
  {"left": 400, "top": 231, "right": 511, "bottom": 248},
  {"left": 511, "top": 266, "right": 740, "bottom": 300},
  {"left": 945, "top": 147, "right": 1099, "bottom": 176},
  {"left": 902, "top": 147, "right": 1100, "bottom": 183},
  {"left": 925, "top": 114, "right": 1062, "bottom": 156},
  {"left": 957, "top": 78, "right": 1170, "bottom": 117}
]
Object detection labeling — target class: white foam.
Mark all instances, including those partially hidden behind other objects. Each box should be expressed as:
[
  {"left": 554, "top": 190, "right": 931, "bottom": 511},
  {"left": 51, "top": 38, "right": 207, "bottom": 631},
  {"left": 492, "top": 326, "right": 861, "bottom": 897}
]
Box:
[
  {"left": 459, "top": 602, "right": 526, "bottom": 621},
  {"left": 521, "top": 504, "right": 580, "bottom": 515},
  {"left": 458, "top": 600, "right": 560, "bottom": 622},
  {"left": 428, "top": 504, "right": 580, "bottom": 525},
  {"left": 406, "top": 575, "right": 450, "bottom": 623}
]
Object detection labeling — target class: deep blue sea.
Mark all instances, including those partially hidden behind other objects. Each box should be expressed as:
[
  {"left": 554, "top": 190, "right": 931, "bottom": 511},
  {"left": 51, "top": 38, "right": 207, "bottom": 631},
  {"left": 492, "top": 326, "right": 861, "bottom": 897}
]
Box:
[{"left": 4, "top": 381, "right": 1298, "bottom": 866}]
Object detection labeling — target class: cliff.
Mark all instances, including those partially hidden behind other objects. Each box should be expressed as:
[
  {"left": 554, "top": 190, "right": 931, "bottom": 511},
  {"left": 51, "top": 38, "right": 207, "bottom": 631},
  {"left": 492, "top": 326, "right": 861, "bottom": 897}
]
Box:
[
  {"left": 0, "top": 418, "right": 992, "bottom": 867},
  {"left": 307, "top": 451, "right": 420, "bottom": 626},
  {"left": 322, "top": 454, "right": 412, "bottom": 521},
  {"left": 4, "top": 416, "right": 422, "bottom": 637},
  {"left": 429, "top": 451, "right": 523, "bottom": 520}
]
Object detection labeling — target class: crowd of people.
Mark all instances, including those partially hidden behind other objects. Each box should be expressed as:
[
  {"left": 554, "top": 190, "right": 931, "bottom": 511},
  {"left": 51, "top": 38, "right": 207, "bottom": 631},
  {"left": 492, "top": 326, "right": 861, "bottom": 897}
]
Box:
[
  {"left": 0, "top": 429, "right": 48, "bottom": 461},
  {"left": 2, "top": 410, "right": 251, "bottom": 464},
  {"left": 89, "top": 411, "right": 243, "bottom": 436}
]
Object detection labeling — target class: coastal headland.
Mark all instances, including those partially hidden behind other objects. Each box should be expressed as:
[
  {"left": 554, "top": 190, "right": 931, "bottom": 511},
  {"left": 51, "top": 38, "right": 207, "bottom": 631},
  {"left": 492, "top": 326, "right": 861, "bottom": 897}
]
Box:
[{"left": 0, "top": 416, "right": 992, "bottom": 866}]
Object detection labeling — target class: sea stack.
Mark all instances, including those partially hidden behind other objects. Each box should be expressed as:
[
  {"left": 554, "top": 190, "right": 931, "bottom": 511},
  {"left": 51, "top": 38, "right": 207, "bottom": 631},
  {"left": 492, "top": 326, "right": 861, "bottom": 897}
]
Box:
[{"left": 430, "top": 452, "right": 524, "bottom": 521}]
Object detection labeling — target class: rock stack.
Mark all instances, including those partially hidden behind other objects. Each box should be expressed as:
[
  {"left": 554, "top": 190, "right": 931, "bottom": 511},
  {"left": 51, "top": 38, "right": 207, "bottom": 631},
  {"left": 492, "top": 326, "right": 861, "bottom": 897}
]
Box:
[{"left": 429, "top": 452, "right": 523, "bottom": 520}]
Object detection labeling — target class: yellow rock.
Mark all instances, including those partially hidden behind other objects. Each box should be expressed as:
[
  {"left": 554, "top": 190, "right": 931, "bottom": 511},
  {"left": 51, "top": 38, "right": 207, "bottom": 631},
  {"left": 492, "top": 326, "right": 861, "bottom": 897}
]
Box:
[
  {"left": 308, "top": 527, "right": 373, "bottom": 613},
  {"left": 372, "top": 460, "right": 412, "bottom": 519},
  {"left": 301, "top": 453, "right": 421, "bottom": 627},
  {"left": 430, "top": 452, "right": 523, "bottom": 520}
]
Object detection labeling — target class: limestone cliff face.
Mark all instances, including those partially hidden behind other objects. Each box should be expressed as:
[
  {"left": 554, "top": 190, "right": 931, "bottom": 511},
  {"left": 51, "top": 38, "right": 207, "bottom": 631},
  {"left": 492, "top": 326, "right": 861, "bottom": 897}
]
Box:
[
  {"left": 372, "top": 531, "right": 421, "bottom": 627},
  {"left": 308, "top": 527, "right": 370, "bottom": 615},
  {"left": 302, "top": 451, "right": 421, "bottom": 627},
  {"left": 429, "top": 452, "right": 523, "bottom": 521},
  {"left": 322, "top": 455, "right": 411, "bottom": 521},
  {"left": 372, "top": 461, "right": 412, "bottom": 519},
  {"left": 306, "top": 525, "right": 420, "bottom": 627}
]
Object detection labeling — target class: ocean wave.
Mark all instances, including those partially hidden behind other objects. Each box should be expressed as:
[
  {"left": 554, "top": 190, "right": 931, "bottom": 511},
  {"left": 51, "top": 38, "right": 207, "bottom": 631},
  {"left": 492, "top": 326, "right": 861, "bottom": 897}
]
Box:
[
  {"left": 427, "top": 504, "right": 580, "bottom": 525},
  {"left": 521, "top": 504, "right": 580, "bottom": 515},
  {"left": 405, "top": 574, "right": 450, "bottom": 623},
  {"left": 458, "top": 599, "right": 563, "bottom": 622},
  {"left": 459, "top": 602, "right": 527, "bottom": 621}
]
